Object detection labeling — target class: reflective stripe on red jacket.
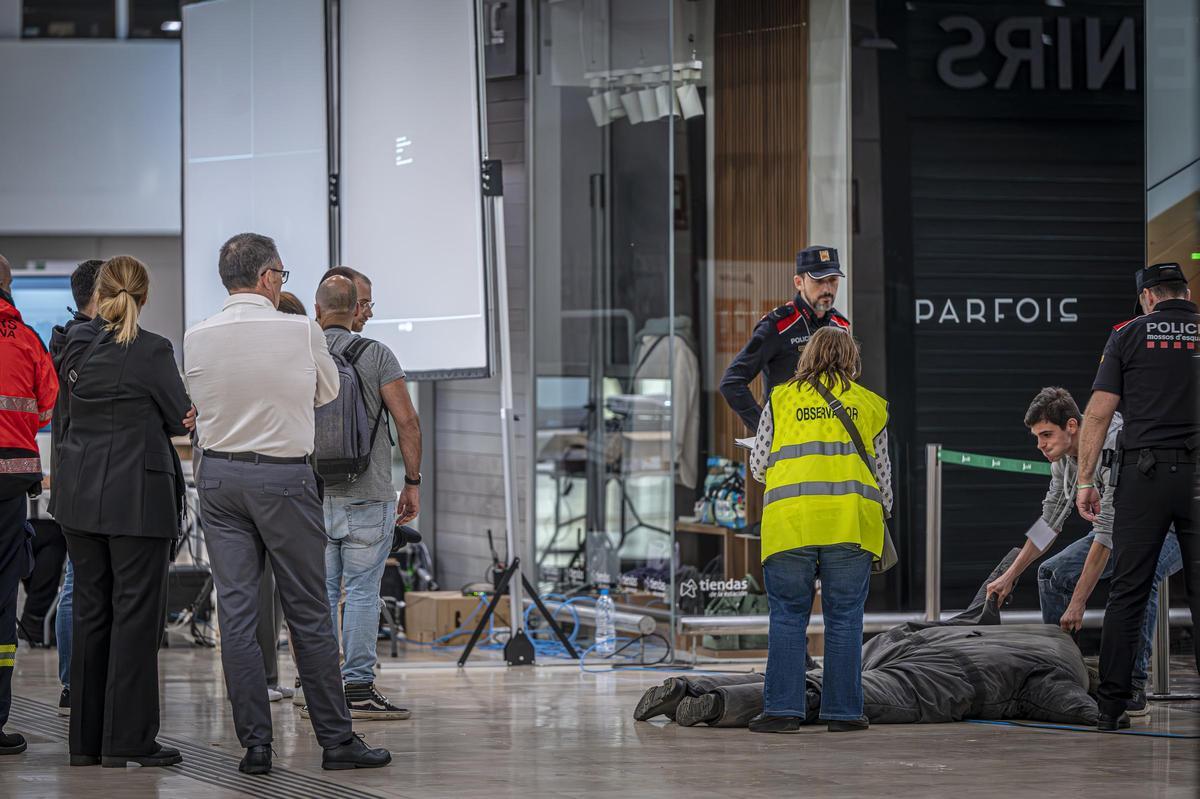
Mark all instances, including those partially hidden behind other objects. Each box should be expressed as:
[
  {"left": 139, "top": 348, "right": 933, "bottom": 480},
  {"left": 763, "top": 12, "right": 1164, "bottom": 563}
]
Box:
[{"left": 0, "top": 291, "right": 58, "bottom": 495}]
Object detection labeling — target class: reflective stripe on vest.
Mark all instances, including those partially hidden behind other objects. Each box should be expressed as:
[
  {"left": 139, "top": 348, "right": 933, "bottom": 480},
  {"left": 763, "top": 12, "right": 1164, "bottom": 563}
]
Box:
[
  {"left": 764, "top": 479, "right": 884, "bottom": 507},
  {"left": 767, "top": 440, "right": 862, "bottom": 469}
]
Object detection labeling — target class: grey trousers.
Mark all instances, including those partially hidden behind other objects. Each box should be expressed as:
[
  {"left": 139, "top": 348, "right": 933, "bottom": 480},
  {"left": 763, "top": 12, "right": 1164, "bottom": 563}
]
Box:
[
  {"left": 256, "top": 559, "right": 283, "bottom": 687},
  {"left": 197, "top": 457, "right": 352, "bottom": 748}
]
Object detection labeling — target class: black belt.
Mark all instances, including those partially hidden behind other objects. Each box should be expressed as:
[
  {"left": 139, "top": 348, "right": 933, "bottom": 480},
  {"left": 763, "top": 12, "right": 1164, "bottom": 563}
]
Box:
[
  {"left": 1121, "top": 448, "right": 1199, "bottom": 464},
  {"left": 204, "top": 450, "right": 311, "bottom": 465}
]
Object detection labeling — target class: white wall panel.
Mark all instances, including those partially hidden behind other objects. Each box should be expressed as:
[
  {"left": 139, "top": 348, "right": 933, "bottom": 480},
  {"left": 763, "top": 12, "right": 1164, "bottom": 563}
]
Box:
[
  {"left": 182, "top": 0, "right": 328, "bottom": 329},
  {"left": 0, "top": 41, "right": 181, "bottom": 235},
  {"left": 339, "top": 0, "right": 490, "bottom": 380}
]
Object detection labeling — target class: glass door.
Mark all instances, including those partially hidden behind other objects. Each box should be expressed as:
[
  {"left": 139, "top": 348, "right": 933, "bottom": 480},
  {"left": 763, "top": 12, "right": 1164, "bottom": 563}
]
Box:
[{"left": 530, "top": 0, "right": 679, "bottom": 652}]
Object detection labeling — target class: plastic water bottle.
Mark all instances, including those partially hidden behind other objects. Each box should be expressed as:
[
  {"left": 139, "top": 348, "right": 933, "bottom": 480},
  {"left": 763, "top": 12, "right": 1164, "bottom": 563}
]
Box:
[{"left": 595, "top": 589, "right": 616, "bottom": 656}]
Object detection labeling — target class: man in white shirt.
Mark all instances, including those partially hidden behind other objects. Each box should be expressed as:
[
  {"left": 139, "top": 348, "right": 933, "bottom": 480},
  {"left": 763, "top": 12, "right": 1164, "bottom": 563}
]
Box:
[{"left": 185, "top": 233, "right": 391, "bottom": 776}]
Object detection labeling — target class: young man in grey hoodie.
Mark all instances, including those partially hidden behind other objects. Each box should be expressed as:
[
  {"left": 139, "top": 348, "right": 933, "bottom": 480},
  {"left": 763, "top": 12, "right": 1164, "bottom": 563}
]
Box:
[{"left": 986, "top": 387, "right": 1182, "bottom": 715}]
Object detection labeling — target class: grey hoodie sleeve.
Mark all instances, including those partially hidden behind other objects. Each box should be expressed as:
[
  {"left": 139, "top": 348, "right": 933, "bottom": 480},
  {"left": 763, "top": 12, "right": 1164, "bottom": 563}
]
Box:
[{"left": 1040, "top": 458, "right": 1073, "bottom": 533}]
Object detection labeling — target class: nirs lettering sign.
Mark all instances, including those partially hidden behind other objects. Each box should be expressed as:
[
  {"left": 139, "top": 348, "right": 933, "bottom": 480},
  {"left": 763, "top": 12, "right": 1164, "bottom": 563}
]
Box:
[{"left": 936, "top": 15, "right": 1137, "bottom": 91}]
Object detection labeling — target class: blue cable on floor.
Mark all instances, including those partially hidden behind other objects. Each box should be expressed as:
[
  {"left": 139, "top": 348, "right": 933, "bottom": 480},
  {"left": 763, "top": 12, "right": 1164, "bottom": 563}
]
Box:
[
  {"left": 966, "top": 718, "right": 1200, "bottom": 739},
  {"left": 402, "top": 592, "right": 707, "bottom": 673}
]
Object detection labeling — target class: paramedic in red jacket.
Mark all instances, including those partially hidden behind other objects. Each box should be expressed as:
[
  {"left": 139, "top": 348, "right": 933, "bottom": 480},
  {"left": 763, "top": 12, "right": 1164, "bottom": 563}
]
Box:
[{"left": 0, "top": 253, "right": 59, "bottom": 755}]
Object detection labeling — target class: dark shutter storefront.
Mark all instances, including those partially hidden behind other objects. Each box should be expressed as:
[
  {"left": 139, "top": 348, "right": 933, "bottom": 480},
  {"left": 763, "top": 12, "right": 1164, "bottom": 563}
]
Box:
[{"left": 875, "top": 1, "right": 1144, "bottom": 610}]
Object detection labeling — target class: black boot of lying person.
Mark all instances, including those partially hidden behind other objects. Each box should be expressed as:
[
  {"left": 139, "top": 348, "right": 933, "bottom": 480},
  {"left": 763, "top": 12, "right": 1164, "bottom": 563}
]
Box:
[
  {"left": 633, "top": 678, "right": 687, "bottom": 721},
  {"left": 675, "top": 694, "right": 723, "bottom": 727}
]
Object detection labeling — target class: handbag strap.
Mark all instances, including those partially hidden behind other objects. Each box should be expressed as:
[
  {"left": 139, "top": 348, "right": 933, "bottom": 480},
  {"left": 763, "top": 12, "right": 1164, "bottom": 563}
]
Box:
[
  {"left": 808, "top": 378, "right": 876, "bottom": 476},
  {"left": 67, "top": 327, "right": 110, "bottom": 395}
]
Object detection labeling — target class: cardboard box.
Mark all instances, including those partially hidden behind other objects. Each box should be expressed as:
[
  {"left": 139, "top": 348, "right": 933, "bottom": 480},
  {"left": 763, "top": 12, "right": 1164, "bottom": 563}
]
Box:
[{"left": 404, "top": 591, "right": 510, "bottom": 644}]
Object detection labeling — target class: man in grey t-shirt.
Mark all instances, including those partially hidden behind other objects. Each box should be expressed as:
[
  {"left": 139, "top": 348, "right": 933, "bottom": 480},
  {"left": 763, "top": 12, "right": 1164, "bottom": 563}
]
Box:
[{"left": 314, "top": 274, "right": 422, "bottom": 720}]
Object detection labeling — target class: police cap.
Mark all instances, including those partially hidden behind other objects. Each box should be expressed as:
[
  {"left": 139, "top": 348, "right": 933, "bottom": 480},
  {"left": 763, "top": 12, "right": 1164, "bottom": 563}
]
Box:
[
  {"left": 796, "top": 246, "right": 844, "bottom": 279},
  {"left": 1135, "top": 262, "right": 1187, "bottom": 293}
]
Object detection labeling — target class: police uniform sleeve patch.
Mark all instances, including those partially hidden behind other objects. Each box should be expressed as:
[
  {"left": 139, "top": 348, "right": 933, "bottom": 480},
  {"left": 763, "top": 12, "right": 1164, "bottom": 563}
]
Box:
[{"left": 774, "top": 302, "right": 802, "bottom": 334}]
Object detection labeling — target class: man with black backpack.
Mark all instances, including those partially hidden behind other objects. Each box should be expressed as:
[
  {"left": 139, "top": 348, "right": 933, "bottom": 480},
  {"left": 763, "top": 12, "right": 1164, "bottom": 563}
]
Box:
[{"left": 313, "top": 274, "right": 422, "bottom": 721}]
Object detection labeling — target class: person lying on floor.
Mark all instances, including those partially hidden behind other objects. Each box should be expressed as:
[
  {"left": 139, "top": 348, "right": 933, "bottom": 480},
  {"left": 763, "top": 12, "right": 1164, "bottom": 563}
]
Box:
[
  {"left": 636, "top": 562, "right": 1096, "bottom": 731},
  {"left": 635, "top": 622, "right": 1098, "bottom": 729}
]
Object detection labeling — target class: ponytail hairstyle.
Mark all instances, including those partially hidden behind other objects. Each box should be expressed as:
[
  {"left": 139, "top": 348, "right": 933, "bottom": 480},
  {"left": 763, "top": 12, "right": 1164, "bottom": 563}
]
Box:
[{"left": 95, "top": 256, "right": 150, "bottom": 346}]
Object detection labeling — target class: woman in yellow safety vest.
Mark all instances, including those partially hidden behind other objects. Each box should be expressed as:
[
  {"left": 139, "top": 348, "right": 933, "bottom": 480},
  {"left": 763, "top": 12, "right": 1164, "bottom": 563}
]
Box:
[{"left": 746, "top": 327, "right": 893, "bottom": 734}]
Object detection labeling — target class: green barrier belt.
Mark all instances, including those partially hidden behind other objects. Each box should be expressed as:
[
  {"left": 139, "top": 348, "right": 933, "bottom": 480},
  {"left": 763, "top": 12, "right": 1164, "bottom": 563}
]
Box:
[{"left": 937, "top": 448, "right": 1051, "bottom": 476}]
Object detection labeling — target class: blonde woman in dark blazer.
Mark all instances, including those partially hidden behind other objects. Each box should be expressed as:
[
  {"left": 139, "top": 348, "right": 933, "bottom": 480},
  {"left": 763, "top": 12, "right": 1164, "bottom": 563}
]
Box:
[{"left": 55, "top": 256, "right": 191, "bottom": 768}]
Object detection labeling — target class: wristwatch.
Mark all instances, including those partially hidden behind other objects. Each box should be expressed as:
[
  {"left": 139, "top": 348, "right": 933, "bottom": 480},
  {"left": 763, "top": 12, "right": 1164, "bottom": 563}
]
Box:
[{"left": 404, "top": 473, "right": 422, "bottom": 486}]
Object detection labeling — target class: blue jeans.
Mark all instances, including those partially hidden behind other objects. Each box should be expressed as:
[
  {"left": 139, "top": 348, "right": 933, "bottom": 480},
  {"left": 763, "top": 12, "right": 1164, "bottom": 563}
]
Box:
[
  {"left": 1038, "top": 530, "right": 1183, "bottom": 688},
  {"left": 763, "top": 545, "right": 873, "bottom": 721},
  {"left": 324, "top": 497, "right": 392, "bottom": 685},
  {"left": 56, "top": 558, "right": 73, "bottom": 688}
]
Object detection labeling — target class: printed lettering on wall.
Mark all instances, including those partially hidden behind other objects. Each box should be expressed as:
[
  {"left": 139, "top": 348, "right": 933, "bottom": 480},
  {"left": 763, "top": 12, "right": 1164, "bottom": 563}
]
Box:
[{"left": 915, "top": 297, "right": 1079, "bottom": 325}]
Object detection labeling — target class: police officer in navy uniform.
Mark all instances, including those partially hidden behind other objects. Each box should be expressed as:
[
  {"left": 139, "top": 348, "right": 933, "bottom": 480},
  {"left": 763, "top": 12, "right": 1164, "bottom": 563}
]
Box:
[
  {"left": 720, "top": 245, "right": 850, "bottom": 431},
  {"left": 1076, "top": 262, "right": 1200, "bottom": 730}
]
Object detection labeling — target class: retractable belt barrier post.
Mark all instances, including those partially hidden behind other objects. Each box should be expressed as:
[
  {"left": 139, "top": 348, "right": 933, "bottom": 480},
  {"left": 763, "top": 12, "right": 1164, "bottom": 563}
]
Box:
[{"left": 925, "top": 444, "right": 1050, "bottom": 623}]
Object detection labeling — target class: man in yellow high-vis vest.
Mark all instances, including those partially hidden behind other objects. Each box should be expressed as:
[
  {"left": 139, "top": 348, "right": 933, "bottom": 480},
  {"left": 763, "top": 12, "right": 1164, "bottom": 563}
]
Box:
[{"left": 747, "top": 328, "right": 892, "bottom": 734}]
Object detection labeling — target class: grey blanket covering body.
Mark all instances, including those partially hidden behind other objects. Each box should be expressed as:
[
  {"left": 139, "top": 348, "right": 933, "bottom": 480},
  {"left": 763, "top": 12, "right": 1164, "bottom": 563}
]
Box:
[{"left": 669, "top": 623, "right": 1097, "bottom": 727}]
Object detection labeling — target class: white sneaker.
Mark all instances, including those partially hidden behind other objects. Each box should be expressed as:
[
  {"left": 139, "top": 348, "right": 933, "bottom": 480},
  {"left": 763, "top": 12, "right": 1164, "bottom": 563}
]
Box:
[{"left": 267, "top": 687, "right": 284, "bottom": 702}]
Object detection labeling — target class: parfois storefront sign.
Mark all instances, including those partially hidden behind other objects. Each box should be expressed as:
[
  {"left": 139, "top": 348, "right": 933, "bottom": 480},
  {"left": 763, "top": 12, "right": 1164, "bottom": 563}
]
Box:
[{"left": 916, "top": 297, "right": 1079, "bottom": 325}]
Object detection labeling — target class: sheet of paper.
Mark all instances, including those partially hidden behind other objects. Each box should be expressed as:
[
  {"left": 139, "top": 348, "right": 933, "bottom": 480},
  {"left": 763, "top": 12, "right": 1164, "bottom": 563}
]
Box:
[
  {"left": 734, "top": 437, "right": 755, "bottom": 451},
  {"left": 1025, "top": 517, "right": 1059, "bottom": 551}
]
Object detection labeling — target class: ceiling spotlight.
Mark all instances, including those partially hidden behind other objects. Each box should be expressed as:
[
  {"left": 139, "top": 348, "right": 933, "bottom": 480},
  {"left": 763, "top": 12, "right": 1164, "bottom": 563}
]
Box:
[{"left": 161, "top": 20, "right": 182, "bottom": 32}]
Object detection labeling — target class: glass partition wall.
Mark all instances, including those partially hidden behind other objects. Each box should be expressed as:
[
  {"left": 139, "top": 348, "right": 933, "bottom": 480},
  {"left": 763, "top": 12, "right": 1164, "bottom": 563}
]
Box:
[
  {"left": 530, "top": 0, "right": 679, "bottom": 649},
  {"left": 530, "top": 0, "right": 848, "bottom": 661}
]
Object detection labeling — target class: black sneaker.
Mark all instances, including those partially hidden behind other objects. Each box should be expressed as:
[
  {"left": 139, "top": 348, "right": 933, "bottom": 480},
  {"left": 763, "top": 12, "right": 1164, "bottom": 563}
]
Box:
[
  {"left": 0, "top": 731, "right": 27, "bottom": 755},
  {"left": 749, "top": 714, "right": 803, "bottom": 733},
  {"left": 1098, "top": 712, "right": 1131, "bottom": 732},
  {"left": 827, "top": 718, "right": 870, "bottom": 733},
  {"left": 1126, "top": 688, "right": 1150, "bottom": 717},
  {"left": 57, "top": 688, "right": 70, "bottom": 717},
  {"left": 345, "top": 683, "right": 411, "bottom": 721}
]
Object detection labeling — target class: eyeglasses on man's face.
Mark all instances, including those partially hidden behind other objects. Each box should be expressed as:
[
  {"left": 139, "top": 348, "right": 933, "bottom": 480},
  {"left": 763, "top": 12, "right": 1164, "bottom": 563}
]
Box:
[
  {"left": 262, "top": 267, "right": 290, "bottom": 285},
  {"left": 357, "top": 299, "right": 375, "bottom": 311}
]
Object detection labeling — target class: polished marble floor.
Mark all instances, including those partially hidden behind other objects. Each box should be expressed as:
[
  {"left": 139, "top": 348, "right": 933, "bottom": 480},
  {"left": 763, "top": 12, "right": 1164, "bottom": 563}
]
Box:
[{"left": 2, "top": 642, "right": 1198, "bottom": 799}]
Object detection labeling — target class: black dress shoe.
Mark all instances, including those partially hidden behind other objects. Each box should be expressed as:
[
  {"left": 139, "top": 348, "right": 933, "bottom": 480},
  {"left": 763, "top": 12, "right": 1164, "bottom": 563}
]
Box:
[
  {"left": 239, "top": 745, "right": 272, "bottom": 775},
  {"left": 70, "top": 755, "right": 101, "bottom": 766},
  {"left": 0, "top": 731, "right": 27, "bottom": 755},
  {"left": 322, "top": 734, "right": 392, "bottom": 770},
  {"left": 748, "top": 713, "right": 803, "bottom": 733},
  {"left": 827, "top": 718, "right": 870, "bottom": 733},
  {"left": 1098, "top": 712, "right": 1131, "bottom": 732},
  {"left": 102, "top": 744, "right": 183, "bottom": 768}
]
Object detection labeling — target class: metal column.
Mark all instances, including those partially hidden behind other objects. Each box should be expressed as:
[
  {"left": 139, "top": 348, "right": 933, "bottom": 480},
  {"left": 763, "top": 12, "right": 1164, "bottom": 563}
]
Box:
[
  {"left": 925, "top": 444, "right": 942, "bottom": 623},
  {"left": 1150, "top": 577, "right": 1171, "bottom": 696}
]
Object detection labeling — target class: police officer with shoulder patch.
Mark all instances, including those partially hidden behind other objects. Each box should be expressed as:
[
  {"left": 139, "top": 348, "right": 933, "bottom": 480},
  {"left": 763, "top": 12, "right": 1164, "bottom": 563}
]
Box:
[
  {"left": 720, "top": 246, "right": 851, "bottom": 431},
  {"left": 1076, "top": 262, "right": 1200, "bottom": 731}
]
